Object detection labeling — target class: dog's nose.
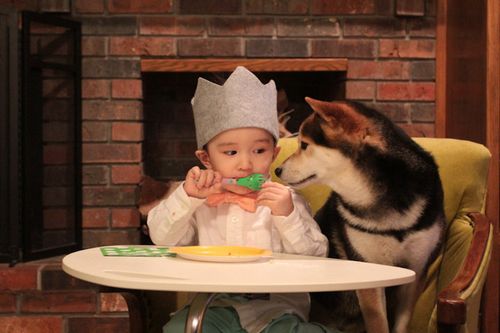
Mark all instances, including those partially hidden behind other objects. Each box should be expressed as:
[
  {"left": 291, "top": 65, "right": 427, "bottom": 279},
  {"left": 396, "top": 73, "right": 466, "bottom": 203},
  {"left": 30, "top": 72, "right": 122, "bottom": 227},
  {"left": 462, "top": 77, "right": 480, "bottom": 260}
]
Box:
[{"left": 274, "top": 167, "right": 282, "bottom": 177}]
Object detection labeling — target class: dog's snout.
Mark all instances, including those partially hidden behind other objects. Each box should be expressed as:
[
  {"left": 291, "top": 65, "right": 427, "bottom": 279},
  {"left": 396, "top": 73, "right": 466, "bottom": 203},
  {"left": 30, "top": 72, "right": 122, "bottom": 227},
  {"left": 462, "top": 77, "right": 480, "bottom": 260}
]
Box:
[{"left": 274, "top": 167, "right": 282, "bottom": 177}]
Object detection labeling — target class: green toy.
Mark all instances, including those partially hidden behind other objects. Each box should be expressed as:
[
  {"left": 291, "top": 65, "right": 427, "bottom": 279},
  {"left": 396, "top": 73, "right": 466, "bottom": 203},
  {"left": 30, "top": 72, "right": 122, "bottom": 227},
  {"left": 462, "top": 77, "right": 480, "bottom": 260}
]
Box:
[{"left": 222, "top": 173, "right": 266, "bottom": 191}]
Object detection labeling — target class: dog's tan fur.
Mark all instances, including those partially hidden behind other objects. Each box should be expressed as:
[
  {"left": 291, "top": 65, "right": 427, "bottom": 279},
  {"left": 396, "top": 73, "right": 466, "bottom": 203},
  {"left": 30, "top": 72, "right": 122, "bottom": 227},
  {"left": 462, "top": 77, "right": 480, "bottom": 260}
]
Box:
[{"left": 277, "top": 98, "right": 445, "bottom": 333}]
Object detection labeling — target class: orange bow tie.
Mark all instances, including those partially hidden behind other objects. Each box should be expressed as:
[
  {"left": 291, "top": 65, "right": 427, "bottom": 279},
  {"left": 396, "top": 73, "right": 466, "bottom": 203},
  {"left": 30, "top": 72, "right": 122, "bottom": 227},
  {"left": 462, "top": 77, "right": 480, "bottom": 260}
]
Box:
[{"left": 205, "top": 192, "right": 258, "bottom": 212}]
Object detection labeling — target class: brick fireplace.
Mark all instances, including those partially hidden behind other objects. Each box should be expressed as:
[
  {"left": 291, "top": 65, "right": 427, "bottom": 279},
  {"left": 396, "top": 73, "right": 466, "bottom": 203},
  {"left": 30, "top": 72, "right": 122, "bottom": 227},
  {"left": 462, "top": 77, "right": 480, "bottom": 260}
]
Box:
[{"left": 0, "top": 0, "right": 437, "bottom": 331}]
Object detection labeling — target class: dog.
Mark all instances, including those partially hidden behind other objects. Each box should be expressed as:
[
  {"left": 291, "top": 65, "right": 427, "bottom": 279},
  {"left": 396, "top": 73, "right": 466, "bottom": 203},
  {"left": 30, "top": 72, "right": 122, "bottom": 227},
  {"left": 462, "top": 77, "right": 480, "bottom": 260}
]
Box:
[{"left": 275, "top": 98, "right": 445, "bottom": 333}]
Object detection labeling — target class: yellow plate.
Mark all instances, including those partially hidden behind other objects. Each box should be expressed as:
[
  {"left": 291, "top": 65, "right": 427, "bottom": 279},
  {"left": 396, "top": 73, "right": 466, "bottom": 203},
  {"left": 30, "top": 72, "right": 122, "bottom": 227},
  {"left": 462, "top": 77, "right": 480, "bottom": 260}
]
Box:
[{"left": 170, "top": 246, "right": 272, "bottom": 263}]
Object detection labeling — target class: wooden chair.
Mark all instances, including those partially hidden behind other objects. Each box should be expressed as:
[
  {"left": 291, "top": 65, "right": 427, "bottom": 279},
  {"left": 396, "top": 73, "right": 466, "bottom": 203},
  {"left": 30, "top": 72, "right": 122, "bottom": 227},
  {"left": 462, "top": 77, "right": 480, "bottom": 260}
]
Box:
[{"left": 118, "top": 137, "right": 493, "bottom": 333}]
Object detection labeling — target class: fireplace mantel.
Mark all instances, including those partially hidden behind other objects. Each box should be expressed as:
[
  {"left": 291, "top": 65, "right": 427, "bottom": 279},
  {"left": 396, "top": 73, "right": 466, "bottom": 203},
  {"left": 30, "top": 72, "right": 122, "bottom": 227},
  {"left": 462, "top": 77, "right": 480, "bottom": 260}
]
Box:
[{"left": 141, "top": 58, "right": 348, "bottom": 72}]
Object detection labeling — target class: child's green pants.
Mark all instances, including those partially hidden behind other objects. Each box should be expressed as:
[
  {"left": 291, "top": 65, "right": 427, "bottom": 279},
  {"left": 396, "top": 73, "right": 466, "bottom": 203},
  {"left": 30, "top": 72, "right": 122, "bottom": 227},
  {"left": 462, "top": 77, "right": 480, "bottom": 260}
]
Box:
[{"left": 163, "top": 306, "right": 339, "bottom": 333}]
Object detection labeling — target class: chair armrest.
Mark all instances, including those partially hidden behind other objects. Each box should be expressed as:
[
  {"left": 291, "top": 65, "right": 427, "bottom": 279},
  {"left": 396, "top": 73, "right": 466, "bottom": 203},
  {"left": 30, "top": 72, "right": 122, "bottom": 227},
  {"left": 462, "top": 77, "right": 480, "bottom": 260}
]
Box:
[{"left": 437, "top": 212, "right": 492, "bottom": 333}]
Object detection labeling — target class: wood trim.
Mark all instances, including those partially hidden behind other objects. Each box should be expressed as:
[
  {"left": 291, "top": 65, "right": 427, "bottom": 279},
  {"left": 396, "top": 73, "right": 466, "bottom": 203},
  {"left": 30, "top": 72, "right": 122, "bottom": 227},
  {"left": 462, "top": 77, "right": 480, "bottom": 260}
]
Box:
[
  {"left": 484, "top": 0, "right": 500, "bottom": 331},
  {"left": 437, "top": 213, "right": 492, "bottom": 328},
  {"left": 141, "top": 58, "right": 348, "bottom": 73},
  {"left": 435, "top": 0, "right": 447, "bottom": 138}
]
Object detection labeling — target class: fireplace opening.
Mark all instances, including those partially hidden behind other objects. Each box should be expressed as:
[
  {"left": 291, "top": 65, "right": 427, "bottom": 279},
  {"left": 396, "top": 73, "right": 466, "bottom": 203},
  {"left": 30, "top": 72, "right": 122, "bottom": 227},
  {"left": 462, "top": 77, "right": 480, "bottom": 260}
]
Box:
[{"left": 142, "top": 69, "right": 346, "bottom": 182}]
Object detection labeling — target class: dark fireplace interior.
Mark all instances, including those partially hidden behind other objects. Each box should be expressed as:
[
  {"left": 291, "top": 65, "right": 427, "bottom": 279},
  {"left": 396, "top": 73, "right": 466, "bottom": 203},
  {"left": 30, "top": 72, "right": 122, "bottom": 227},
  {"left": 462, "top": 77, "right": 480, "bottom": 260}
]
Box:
[{"left": 142, "top": 71, "right": 346, "bottom": 181}]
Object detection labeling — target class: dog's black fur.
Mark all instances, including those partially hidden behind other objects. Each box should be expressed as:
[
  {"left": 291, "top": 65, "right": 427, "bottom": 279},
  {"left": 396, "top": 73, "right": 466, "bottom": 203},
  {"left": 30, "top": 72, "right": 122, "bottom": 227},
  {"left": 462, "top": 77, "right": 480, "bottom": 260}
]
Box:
[{"left": 278, "top": 99, "right": 446, "bottom": 333}]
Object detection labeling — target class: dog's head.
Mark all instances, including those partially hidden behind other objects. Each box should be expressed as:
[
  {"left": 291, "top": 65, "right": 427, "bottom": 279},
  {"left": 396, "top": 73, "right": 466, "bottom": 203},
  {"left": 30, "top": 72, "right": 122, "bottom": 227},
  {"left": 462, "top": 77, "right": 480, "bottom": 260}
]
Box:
[{"left": 276, "top": 97, "right": 388, "bottom": 189}]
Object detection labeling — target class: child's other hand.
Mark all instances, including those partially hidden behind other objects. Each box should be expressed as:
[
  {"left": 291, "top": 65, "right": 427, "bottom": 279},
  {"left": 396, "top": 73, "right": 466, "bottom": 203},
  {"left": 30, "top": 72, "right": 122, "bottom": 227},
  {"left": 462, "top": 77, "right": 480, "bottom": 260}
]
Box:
[
  {"left": 184, "top": 167, "right": 223, "bottom": 199},
  {"left": 256, "top": 182, "right": 294, "bottom": 216}
]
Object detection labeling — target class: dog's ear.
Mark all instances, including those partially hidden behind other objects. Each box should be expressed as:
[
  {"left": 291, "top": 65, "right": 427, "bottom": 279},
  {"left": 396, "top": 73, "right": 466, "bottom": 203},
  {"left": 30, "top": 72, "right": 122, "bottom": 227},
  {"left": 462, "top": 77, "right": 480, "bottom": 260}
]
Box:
[{"left": 305, "top": 97, "right": 367, "bottom": 134}]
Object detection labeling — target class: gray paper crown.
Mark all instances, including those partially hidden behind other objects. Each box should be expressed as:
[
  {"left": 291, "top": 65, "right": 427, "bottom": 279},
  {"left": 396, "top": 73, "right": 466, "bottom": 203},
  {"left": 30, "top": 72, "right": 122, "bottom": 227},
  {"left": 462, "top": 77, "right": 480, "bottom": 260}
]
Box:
[{"left": 191, "top": 66, "right": 279, "bottom": 149}]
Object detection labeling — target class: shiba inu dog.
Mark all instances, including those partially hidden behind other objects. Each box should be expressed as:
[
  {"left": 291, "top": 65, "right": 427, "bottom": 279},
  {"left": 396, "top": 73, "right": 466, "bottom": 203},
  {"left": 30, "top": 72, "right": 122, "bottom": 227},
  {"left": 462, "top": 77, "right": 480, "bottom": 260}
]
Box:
[{"left": 275, "top": 98, "right": 446, "bottom": 333}]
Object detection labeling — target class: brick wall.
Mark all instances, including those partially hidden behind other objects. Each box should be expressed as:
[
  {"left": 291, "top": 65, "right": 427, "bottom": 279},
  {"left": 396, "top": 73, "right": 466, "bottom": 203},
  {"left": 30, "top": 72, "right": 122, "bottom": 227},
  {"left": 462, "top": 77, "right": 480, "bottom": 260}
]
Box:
[
  {"left": 32, "top": 0, "right": 437, "bottom": 248},
  {"left": 0, "top": 259, "right": 129, "bottom": 333},
  {"left": 0, "top": 0, "right": 437, "bottom": 331}
]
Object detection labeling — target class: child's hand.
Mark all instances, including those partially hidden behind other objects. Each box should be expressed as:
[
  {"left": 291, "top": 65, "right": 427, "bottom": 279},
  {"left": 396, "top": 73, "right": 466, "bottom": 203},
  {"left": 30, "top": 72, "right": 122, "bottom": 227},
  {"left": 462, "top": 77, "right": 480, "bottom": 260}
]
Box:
[
  {"left": 184, "top": 166, "right": 223, "bottom": 199},
  {"left": 256, "top": 182, "right": 294, "bottom": 216}
]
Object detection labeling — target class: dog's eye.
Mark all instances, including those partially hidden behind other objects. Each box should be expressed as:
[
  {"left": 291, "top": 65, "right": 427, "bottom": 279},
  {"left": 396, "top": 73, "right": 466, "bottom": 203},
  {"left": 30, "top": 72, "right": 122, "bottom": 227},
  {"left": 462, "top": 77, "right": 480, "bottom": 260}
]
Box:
[{"left": 300, "top": 141, "right": 309, "bottom": 150}]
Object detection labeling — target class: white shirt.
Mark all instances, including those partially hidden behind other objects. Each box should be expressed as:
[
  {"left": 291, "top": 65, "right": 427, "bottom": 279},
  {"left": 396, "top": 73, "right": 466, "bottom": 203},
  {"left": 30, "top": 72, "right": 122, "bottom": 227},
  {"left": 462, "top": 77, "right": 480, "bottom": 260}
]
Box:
[{"left": 147, "top": 184, "right": 328, "bottom": 332}]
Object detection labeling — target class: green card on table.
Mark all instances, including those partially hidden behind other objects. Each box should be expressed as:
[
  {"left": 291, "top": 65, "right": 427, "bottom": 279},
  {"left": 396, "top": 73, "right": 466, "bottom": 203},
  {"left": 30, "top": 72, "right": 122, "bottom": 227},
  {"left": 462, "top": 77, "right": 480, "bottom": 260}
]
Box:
[{"left": 100, "top": 246, "right": 176, "bottom": 257}]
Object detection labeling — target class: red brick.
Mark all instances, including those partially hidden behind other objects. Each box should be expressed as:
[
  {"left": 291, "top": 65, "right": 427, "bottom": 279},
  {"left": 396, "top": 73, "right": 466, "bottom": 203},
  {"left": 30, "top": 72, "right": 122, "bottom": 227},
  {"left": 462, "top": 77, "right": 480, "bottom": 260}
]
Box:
[
  {"left": 21, "top": 291, "right": 96, "bottom": 313},
  {"left": 111, "top": 79, "right": 142, "bottom": 99},
  {"left": 82, "top": 37, "right": 106, "bottom": 56},
  {"left": 244, "top": 18, "right": 275, "bottom": 36},
  {"left": 100, "top": 293, "right": 128, "bottom": 312},
  {"left": 209, "top": 17, "right": 274, "bottom": 36},
  {"left": 82, "top": 186, "right": 137, "bottom": 206},
  {"left": 83, "top": 143, "right": 142, "bottom": 163},
  {"left": 0, "top": 266, "right": 38, "bottom": 291},
  {"left": 346, "top": 81, "right": 375, "bottom": 100},
  {"left": 109, "top": 36, "right": 175, "bottom": 56},
  {"left": 179, "top": 0, "right": 241, "bottom": 14},
  {"left": 43, "top": 208, "right": 70, "bottom": 229},
  {"left": 410, "top": 103, "right": 436, "bottom": 122},
  {"left": 396, "top": 0, "right": 425, "bottom": 16},
  {"left": 44, "top": 165, "right": 71, "bottom": 186},
  {"left": 311, "top": 0, "right": 377, "bottom": 14},
  {"left": 178, "top": 38, "right": 243, "bottom": 57},
  {"left": 111, "top": 165, "right": 142, "bottom": 184},
  {"left": 74, "top": 0, "right": 104, "bottom": 13},
  {"left": 311, "top": 39, "right": 376, "bottom": 58},
  {"left": 208, "top": 17, "right": 244, "bottom": 36},
  {"left": 108, "top": 0, "right": 173, "bottom": 13},
  {"left": 43, "top": 79, "right": 71, "bottom": 98},
  {"left": 379, "top": 39, "right": 435, "bottom": 58},
  {"left": 408, "top": 17, "right": 436, "bottom": 37},
  {"left": 0, "top": 0, "right": 38, "bottom": 11},
  {"left": 43, "top": 187, "right": 71, "bottom": 207},
  {"left": 246, "top": 0, "right": 308, "bottom": 14},
  {"left": 377, "top": 82, "right": 435, "bottom": 101},
  {"left": 43, "top": 122, "right": 70, "bottom": 142},
  {"left": 112, "top": 122, "right": 143, "bottom": 142},
  {"left": 82, "top": 208, "right": 110, "bottom": 228},
  {"left": 411, "top": 60, "right": 436, "bottom": 80},
  {"left": 67, "top": 316, "right": 129, "bottom": 333},
  {"left": 82, "top": 101, "right": 143, "bottom": 121},
  {"left": 140, "top": 16, "right": 205, "bottom": 35},
  {"left": 277, "top": 18, "right": 340, "bottom": 37},
  {"left": 398, "top": 123, "right": 435, "bottom": 137},
  {"left": 343, "top": 18, "right": 404, "bottom": 37},
  {"left": 0, "top": 293, "right": 17, "bottom": 313},
  {"left": 0, "top": 316, "right": 63, "bottom": 333},
  {"left": 365, "top": 102, "right": 410, "bottom": 122},
  {"left": 111, "top": 208, "right": 140, "bottom": 228},
  {"left": 83, "top": 80, "right": 110, "bottom": 99},
  {"left": 82, "top": 230, "right": 140, "bottom": 248},
  {"left": 82, "top": 165, "right": 109, "bottom": 185},
  {"left": 82, "top": 121, "right": 109, "bottom": 142},
  {"left": 83, "top": 58, "right": 140, "bottom": 79},
  {"left": 43, "top": 144, "right": 73, "bottom": 165},
  {"left": 347, "top": 60, "right": 410, "bottom": 80},
  {"left": 246, "top": 39, "right": 308, "bottom": 57}
]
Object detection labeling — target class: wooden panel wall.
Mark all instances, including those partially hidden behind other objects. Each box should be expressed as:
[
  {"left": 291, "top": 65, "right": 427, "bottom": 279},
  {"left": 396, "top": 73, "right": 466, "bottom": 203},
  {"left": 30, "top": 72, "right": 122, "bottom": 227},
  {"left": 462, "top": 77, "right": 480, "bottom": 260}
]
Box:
[{"left": 436, "top": 1, "right": 499, "bottom": 332}]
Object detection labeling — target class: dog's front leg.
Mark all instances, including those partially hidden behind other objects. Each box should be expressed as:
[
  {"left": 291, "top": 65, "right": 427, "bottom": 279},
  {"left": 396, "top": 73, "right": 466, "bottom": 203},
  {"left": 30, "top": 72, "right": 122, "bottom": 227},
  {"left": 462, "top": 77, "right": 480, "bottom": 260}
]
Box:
[
  {"left": 392, "top": 280, "right": 422, "bottom": 333},
  {"left": 356, "top": 288, "right": 389, "bottom": 333}
]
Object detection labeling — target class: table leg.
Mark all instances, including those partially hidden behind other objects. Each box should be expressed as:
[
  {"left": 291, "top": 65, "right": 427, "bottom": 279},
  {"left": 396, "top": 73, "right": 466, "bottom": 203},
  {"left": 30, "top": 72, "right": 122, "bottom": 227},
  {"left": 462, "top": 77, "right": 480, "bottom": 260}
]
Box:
[{"left": 184, "top": 292, "right": 218, "bottom": 333}]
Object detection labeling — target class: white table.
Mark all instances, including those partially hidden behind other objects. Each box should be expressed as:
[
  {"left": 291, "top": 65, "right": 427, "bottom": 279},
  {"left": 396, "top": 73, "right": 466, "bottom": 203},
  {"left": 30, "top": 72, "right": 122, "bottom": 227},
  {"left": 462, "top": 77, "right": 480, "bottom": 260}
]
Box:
[{"left": 62, "top": 247, "right": 415, "bottom": 333}]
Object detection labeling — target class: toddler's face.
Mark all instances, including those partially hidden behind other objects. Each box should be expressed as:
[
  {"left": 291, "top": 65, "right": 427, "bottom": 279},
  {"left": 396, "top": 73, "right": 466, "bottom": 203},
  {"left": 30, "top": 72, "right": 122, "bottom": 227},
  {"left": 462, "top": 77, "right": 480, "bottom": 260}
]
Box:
[{"left": 199, "top": 128, "right": 279, "bottom": 181}]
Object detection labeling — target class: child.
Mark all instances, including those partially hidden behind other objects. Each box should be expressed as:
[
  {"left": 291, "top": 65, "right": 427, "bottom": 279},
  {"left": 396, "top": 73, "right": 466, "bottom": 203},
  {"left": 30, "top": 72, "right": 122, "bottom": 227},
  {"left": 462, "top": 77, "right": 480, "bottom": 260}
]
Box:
[{"left": 147, "top": 66, "right": 332, "bottom": 333}]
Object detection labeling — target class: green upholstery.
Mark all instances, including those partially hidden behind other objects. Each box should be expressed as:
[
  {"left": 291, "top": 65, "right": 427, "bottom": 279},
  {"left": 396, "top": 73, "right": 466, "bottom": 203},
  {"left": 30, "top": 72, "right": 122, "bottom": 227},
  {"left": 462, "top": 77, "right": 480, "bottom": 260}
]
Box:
[{"left": 271, "top": 137, "right": 492, "bottom": 333}]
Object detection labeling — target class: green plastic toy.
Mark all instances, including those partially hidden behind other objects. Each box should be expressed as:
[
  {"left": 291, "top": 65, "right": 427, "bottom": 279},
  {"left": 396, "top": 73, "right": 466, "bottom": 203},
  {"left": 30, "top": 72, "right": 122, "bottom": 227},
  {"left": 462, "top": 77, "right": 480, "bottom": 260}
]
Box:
[{"left": 222, "top": 173, "right": 266, "bottom": 191}]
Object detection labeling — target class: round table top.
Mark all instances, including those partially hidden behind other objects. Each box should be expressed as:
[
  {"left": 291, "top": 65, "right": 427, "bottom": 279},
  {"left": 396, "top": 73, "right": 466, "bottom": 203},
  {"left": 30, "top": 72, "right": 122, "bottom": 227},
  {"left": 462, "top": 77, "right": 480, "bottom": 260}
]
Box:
[{"left": 62, "top": 246, "right": 415, "bottom": 293}]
